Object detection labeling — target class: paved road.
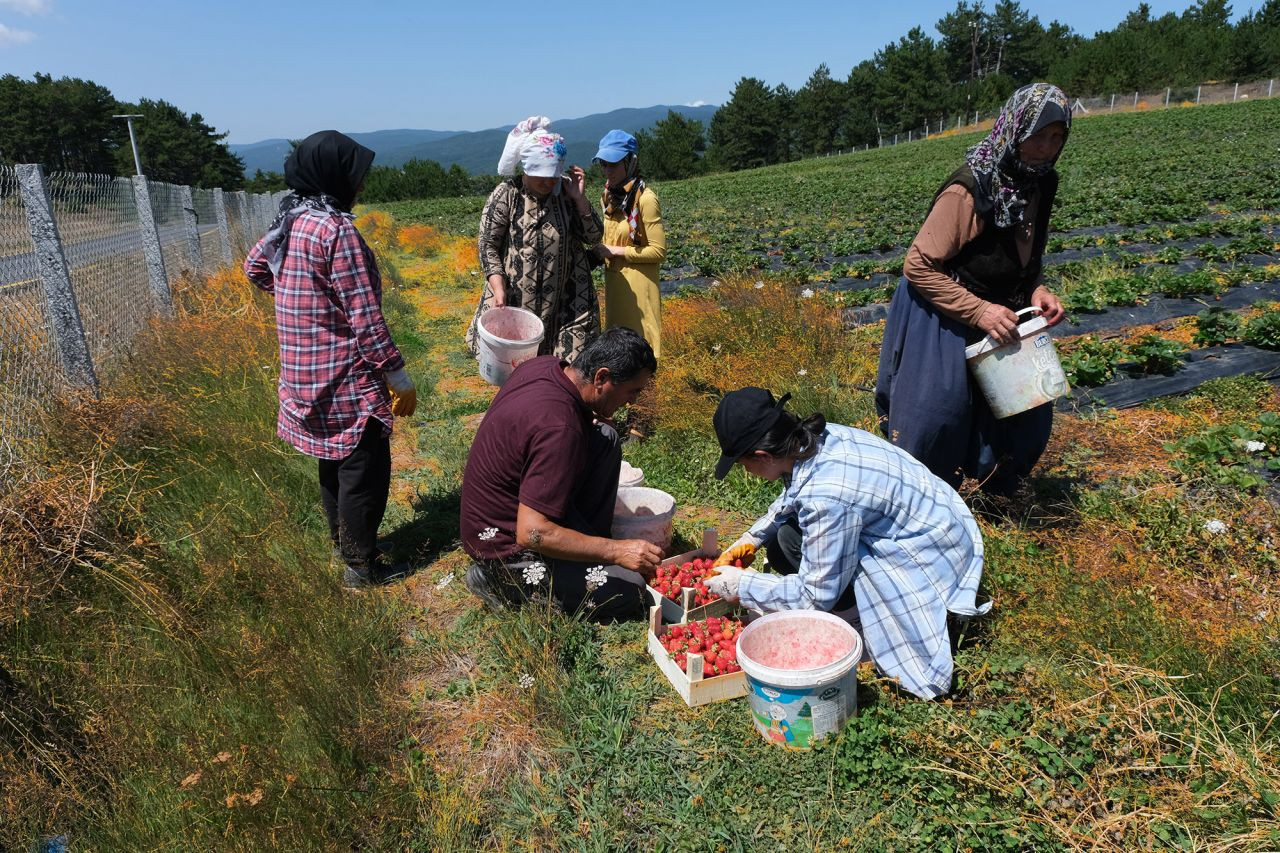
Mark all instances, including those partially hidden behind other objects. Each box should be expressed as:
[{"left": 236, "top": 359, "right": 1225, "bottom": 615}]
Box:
[{"left": 0, "top": 224, "right": 224, "bottom": 294}]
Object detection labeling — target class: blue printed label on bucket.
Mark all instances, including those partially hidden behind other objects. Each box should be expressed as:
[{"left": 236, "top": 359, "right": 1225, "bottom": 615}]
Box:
[
  {"left": 747, "top": 678, "right": 854, "bottom": 750},
  {"left": 1034, "top": 334, "right": 1050, "bottom": 349}
]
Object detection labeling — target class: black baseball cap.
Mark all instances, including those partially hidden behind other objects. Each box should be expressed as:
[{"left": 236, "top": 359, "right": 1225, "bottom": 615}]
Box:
[{"left": 712, "top": 388, "right": 791, "bottom": 480}]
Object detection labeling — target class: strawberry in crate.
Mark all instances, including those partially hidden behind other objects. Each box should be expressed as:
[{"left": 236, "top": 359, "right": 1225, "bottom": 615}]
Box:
[
  {"left": 648, "top": 556, "right": 743, "bottom": 606},
  {"left": 658, "top": 616, "right": 744, "bottom": 677}
]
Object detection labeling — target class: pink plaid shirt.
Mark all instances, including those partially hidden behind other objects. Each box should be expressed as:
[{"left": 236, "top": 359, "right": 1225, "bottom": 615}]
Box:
[{"left": 245, "top": 209, "right": 403, "bottom": 460}]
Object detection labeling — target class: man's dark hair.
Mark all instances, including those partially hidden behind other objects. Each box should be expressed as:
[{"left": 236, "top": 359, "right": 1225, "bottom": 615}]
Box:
[{"left": 572, "top": 327, "right": 657, "bottom": 384}]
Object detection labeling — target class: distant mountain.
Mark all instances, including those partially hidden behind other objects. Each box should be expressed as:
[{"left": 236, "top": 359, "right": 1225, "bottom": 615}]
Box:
[
  {"left": 229, "top": 105, "right": 719, "bottom": 176},
  {"left": 230, "top": 129, "right": 465, "bottom": 176}
]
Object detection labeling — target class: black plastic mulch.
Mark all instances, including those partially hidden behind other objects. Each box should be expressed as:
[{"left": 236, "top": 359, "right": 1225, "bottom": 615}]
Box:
[{"left": 1057, "top": 343, "right": 1280, "bottom": 412}]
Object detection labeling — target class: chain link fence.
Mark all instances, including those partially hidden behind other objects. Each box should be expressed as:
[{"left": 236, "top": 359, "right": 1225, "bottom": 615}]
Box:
[
  {"left": 817, "top": 76, "right": 1280, "bottom": 157},
  {"left": 0, "top": 166, "right": 274, "bottom": 476},
  {"left": 0, "top": 166, "right": 59, "bottom": 470}
]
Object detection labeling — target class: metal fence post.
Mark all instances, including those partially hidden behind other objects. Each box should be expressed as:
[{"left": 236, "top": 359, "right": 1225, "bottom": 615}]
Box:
[
  {"left": 15, "top": 164, "right": 100, "bottom": 394},
  {"left": 1270, "top": 79, "right": 1275, "bottom": 98},
  {"left": 180, "top": 185, "right": 201, "bottom": 271},
  {"left": 1165, "top": 88, "right": 1171, "bottom": 108},
  {"left": 132, "top": 175, "right": 173, "bottom": 316},
  {"left": 1233, "top": 82, "right": 1239, "bottom": 102},
  {"left": 1110, "top": 93, "right": 1115, "bottom": 111},
  {"left": 1133, "top": 91, "right": 1139, "bottom": 108},
  {"left": 213, "top": 188, "right": 233, "bottom": 265},
  {"left": 1196, "top": 85, "right": 1202, "bottom": 104}
]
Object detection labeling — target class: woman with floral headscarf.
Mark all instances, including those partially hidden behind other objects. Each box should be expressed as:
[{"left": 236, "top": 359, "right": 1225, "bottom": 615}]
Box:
[
  {"left": 875, "top": 83, "right": 1071, "bottom": 499},
  {"left": 467, "top": 116, "right": 604, "bottom": 361}
]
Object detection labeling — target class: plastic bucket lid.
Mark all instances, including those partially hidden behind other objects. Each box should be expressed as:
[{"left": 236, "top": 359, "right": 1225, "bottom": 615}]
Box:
[
  {"left": 737, "top": 610, "right": 863, "bottom": 687},
  {"left": 965, "top": 307, "right": 1049, "bottom": 361}
]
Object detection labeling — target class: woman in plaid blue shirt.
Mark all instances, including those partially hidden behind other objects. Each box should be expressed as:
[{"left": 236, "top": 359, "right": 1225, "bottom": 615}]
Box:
[{"left": 704, "top": 388, "right": 990, "bottom": 699}]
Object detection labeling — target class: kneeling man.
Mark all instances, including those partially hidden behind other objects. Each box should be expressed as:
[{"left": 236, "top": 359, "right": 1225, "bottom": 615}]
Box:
[{"left": 460, "top": 327, "right": 662, "bottom": 621}]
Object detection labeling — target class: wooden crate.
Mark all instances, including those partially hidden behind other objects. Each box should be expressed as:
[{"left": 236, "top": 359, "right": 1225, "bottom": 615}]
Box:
[
  {"left": 646, "top": 528, "right": 736, "bottom": 624},
  {"left": 647, "top": 605, "right": 748, "bottom": 707}
]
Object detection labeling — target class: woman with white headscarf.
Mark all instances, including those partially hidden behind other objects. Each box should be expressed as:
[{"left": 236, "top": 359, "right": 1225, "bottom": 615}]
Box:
[
  {"left": 467, "top": 116, "right": 604, "bottom": 360},
  {"left": 875, "top": 83, "right": 1071, "bottom": 500}
]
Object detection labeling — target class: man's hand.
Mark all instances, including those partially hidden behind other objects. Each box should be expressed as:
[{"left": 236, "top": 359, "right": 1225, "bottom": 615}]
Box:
[
  {"left": 608, "top": 538, "right": 663, "bottom": 578},
  {"left": 713, "top": 540, "right": 757, "bottom": 568},
  {"left": 385, "top": 367, "right": 417, "bottom": 417}
]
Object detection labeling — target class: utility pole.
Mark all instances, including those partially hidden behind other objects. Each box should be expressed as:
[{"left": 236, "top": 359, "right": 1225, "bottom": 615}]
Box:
[
  {"left": 969, "top": 19, "right": 979, "bottom": 82},
  {"left": 113, "top": 114, "right": 144, "bottom": 175}
]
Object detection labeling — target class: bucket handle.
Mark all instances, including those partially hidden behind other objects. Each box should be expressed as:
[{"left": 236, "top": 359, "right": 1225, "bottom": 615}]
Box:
[{"left": 1013, "top": 306, "right": 1042, "bottom": 322}]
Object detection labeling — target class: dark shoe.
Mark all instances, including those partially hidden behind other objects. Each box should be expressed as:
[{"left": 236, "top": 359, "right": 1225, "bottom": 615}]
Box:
[
  {"left": 342, "top": 560, "right": 411, "bottom": 589},
  {"left": 464, "top": 563, "right": 509, "bottom": 611}
]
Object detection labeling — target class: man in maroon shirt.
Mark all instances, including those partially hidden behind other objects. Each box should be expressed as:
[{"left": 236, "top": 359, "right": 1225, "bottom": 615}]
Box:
[{"left": 460, "top": 327, "right": 661, "bottom": 622}]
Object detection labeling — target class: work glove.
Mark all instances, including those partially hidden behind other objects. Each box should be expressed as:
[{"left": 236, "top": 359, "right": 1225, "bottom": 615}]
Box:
[
  {"left": 385, "top": 367, "right": 417, "bottom": 417},
  {"left": 713, "top": 538, "right": 757, "bottom": 568},
  {"left": 704, "top": 565, "right": 751, "bottom": 603}
]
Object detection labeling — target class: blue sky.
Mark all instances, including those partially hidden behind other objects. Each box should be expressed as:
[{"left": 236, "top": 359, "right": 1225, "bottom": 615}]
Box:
[{"left": 0, "top": 0, "right": 1252, "bottom": 143}]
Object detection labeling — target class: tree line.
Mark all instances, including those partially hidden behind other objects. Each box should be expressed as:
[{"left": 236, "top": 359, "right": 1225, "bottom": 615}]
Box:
[
  {"left": 2, "top": 0, "right": 1277, "bottom": 193},
  {"left": 0, "top": 72, "right": 245, "bottom": 189},
  {"left": 639, "top": 0, "right": 1280, "bottom": 178}
]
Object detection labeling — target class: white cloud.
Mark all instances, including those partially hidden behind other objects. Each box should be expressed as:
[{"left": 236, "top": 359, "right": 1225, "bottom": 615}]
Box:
[
  {"left": 0, "top": 22, "right": 35, "bottom": 46},
  {"left": 0, "top": 0, "right": 51, "bottom": 14},
  {"left": 686, "top": 100, "right": 708, "bottom": 107}
]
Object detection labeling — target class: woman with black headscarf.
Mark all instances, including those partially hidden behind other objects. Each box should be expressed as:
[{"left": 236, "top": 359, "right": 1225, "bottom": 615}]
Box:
[
  {"left": 245, "top": 130, "right": 417, "bottom": 587},
  {"left": 875, "top": 83, "right": 1071, "bottom": 499}
]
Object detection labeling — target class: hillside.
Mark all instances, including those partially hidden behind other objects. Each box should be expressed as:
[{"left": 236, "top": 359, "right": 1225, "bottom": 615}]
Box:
[{"left": 229, "top": 104, "right": 719, "bottom": 176}]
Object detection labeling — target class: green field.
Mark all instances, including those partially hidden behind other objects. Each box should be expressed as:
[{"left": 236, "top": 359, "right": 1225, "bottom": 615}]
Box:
[{"left": 3, "top": 99, "right": 1279, "bottom": 850}]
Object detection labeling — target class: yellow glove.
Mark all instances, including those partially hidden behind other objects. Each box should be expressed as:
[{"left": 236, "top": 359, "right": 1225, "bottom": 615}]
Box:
[
  {"left": 386, "top": 367, "right": 417, "bottom": 417},
  {"left": 713, "top": 541, "right": 757, "bottom": 568}
]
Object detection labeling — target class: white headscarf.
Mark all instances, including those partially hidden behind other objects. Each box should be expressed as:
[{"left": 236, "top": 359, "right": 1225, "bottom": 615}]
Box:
[{"left": 497, "top": 115, "right": 568, "bottom": 178}]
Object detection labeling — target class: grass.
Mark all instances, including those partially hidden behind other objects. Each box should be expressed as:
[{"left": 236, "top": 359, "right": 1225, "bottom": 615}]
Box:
[
  {"left": 5, "top": 99, "right": 1280, "bottom": 849},
  {"left": 0, "top": 269, "right": 415, "bottom": 847},
  {"left": 363, "top": 208, "right": 1280, "bottom": 849}
]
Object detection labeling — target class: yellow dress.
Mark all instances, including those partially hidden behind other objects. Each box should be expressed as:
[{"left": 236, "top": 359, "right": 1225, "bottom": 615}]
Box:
[{"left": 601, "top": 186, "right": 666, "bottom": 359}]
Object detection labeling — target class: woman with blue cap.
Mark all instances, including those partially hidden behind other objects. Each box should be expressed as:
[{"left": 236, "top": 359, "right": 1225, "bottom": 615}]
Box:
[
  {"left": 467, "top": 116, "right": 603, "bottom": 360},
  {"left": 593, "top": 129, "right": 666, "bottom": 360}
]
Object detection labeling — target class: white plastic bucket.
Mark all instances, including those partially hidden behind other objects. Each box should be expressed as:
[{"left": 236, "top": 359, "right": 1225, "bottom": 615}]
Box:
[
  {"left": 736, "top": 611, "right": 863, "bottom": 750},
  {"left": 964, "top": 307, "right": 1069, "bottom": 419},
  {"left": 612, "top": 486, "right": 675, "bottom": 552},
  {"left": 618, "top": 461, "right": 645, "bottom": 489},
  {"left": 476, "top": 307, "right": 544, "bottom": 386}
]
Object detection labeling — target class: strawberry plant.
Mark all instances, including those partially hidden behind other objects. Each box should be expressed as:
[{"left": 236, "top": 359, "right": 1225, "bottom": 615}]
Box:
[
  {"left": 1193, "top": 307, "right": 1242, "bottom": 347},
  {"left": 1167, "top": 413, "right": 1280, "bottom": 489},
  {"left": 657, "top": 616, "right": 744, "bottom": 678},
  {"left": 1242, "top": 305, "right": 1280, "bottom": 349},
  {"left": 1126, "top": 334, "right": 1186, "bottom": 375},
  {"left": 1061, "top": 336, "right": 1125, "bottom": 387}
]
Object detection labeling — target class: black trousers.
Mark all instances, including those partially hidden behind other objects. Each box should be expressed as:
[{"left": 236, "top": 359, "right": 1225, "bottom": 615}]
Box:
[
  {"left": 473, "top": 421, "right": 647, "bottom": 623},
  {"left": 764, "top": 517, "right": 858, "bottom": 612},
  {"left": 318, "top": 418, "right": 391, "bottom": 571}
]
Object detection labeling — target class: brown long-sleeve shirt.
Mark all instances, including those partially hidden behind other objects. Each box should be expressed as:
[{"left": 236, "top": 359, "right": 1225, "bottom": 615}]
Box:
[{"left": 903, "top": 185, "right": 1042, "bottom": 328}]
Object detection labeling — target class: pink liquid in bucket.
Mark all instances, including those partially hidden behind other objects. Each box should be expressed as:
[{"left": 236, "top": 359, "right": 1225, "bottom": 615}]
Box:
[
  {"left": 736, "top": 611, "right": 862, "bottom": 750},
  {"left": 476, "top": 307, "right": 544, "bottom": 386}
]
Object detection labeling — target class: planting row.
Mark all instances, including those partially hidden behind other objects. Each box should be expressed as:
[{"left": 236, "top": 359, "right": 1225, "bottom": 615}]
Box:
[{"left": 1059, "top": 303, "right": 1280, "bottom": 387}]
